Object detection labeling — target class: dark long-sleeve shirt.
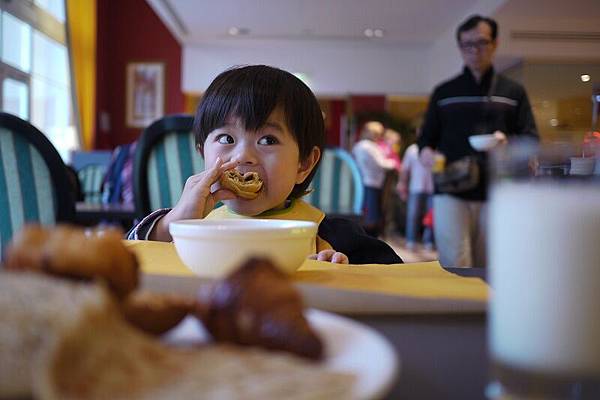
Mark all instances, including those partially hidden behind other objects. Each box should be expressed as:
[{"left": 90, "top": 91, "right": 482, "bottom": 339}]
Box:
[{"left": 418, "top": 66, "right": 538, "bottom": 201}]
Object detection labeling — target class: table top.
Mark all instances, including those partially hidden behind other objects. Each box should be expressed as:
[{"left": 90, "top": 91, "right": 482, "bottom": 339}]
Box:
[
  {"left": 141, "top": 263, "right": 488, "bottom": 400},
  {"left": 75, "top": 202, "right": 137, "bottom": 226},
  {"left": 127, "top": 239, "right": 490, "bottom": 399},
  {"left": 353, "top": 267, "right": 488, "bottom": 400},
  {"left": 128, "top": 238, "right": 490, "bottom": 399},
  {"left": 75, "top": 201, "right": 136, "bottom": 214}
]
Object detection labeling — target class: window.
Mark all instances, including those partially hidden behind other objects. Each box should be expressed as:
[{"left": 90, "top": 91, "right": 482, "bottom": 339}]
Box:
[
  {"left": 0, "top": 1, "right": 78, "bottom": 161},
  {"left": 2, "top": 12, "right": 32, "bottom": 73},
  {"left": 3, "top": 78, "right": 29, "bottom": 119},
  {"left": 34, "top": 0, "right": 65, "bottom": 23}
]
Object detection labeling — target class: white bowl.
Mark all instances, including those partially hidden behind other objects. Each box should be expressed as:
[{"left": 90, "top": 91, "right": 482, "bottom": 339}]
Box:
[
  {"left": 469, "top": 134, "right": 499, "bottom": 151},
  {"left": 570, "top": 157, "right": 596, "bottom": 175},
  {"left": 169, "top": 219, "right": 318, "bottom": 278}
]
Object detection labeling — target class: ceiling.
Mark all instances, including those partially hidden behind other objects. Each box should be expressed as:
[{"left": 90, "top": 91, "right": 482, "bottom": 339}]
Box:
[
  {"left": 153, "top": 0, "right": 482, "bottom": 46},
  {"left": 151, "top": 0, "right": 600, "bottom": 47},
  {"left": 147, "top": 0, "right": 600, "bottom": 95}
]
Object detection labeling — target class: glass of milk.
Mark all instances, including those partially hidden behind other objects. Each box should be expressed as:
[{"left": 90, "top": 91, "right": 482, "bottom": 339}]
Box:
[{"left": 487, "top": 140, "right": 600, "bottom": 399}]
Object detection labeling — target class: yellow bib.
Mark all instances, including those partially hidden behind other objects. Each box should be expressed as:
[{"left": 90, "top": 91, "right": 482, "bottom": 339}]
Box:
[{"left": 205, "top": 200, "right": 333, "bottom": 252}]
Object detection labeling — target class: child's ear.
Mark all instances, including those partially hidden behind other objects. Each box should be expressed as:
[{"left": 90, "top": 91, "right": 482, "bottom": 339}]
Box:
[{"left": 295, "top": 146, "right": 321, "bottom": 184}]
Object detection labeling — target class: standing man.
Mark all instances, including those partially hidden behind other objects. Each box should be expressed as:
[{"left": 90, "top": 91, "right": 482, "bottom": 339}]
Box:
[{"left": 418, "top": 15, "right": 538, "bottom": 267}]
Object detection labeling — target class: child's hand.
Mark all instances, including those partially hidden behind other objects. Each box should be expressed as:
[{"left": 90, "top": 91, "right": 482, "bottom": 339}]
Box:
[
  {"left": 149, "top": 157, "right": 238, "bottom": 241},
  {"left": 308, "top": 249, "right": 349, "bottom": 264}
]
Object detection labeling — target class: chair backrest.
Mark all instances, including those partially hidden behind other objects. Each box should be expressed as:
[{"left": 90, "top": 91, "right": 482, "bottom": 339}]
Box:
[
  {"left": 78, "top": 163, "right": 107, "bottom": 204},
  {"left": 0, "top": 112, "right": 75, "bottom": 257},
  {"left": 134, "top": 114, "right": 204, "bottom": 217},
  {"left": 304, "top": 147, "right": 364, "bottom": 217}
]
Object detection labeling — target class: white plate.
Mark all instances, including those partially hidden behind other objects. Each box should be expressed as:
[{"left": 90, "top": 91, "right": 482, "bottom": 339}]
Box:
[
  {"left": 469, "top": 134, "right": 499, "bottom": 151},
  {"left": 164, "top": 309, "right": 399, "bottom": 400}
]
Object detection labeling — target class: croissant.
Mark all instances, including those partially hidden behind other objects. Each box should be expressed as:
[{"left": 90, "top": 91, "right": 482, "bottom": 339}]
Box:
[{"left": 198, "top": 258, "right": 323, "bottom": 360}]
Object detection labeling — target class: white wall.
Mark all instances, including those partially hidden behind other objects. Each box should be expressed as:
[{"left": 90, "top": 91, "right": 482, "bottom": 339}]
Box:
[
  {"left": 179, "top": 0, "right": 599, "bottom": 97},
  {"left": 183, "top": 40, "right": 428, "bottom": 96},
  {"left": 496, "top": 16, "right": 600, "bottom": 60}
]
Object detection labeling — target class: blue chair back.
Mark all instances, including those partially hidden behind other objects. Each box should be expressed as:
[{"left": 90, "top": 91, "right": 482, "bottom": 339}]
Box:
[
  {"left": 304, "top": 147, "right": 364, "bottom": 217},
  {"left": 78, "top": 163, "right": 107, "bottom": 204},
  {"left": 134, "top": 115, "right": 204, "bottom": 216},
  {"left": 0, "top": 112, "right": 74, "bottom": 257}
]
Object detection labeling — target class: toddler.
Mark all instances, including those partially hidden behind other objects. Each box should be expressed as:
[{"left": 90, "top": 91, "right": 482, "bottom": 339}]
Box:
[{"left": 128, "top": 65, "right": 402, "bottom": 264}]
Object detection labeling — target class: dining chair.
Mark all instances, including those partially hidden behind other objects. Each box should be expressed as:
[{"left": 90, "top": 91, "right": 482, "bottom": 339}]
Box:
[
  {"left": 77, "top": 163, "right": 107, "bottom": 204},
  {"left": 133, "top": 114, "right": 204, "bottom": 217},
  {"left": 0, "top": 112, "right": 75, "bottom": 258},
  {"left": 304, "top": 147, "right": 364, "bottom": 219}
]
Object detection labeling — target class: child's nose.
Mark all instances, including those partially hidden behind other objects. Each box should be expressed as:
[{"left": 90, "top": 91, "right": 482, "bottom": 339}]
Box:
[{"left": 231, "top": 144, "right": 258, "bottom": 165}]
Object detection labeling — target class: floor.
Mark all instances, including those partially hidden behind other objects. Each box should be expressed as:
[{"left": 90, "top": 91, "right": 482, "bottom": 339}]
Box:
[{"left": 382, "top": 233, "right": 439, "bottom": 264}]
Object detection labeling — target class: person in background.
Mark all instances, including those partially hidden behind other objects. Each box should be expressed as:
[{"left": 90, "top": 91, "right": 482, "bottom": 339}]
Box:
[
  {"left": 352, "top": 121, "right": 397, "bottom": 237},
  {"left": 128, "top": 65, "right": 402, "bottom": 265},
  {"left": 380, "top": 128, "right": 403, "bottom": 236},
  {"left": 379, "top": 128, "right": 402, "bottom": 172},
  {"left": 417, "top": 15, "right": 538, "bottom": 267},
  {"left": 398, "top": 130, "right": 435, "bottom": 251},
  {"left": 102, "top": 141, "right": 137, "bottom": 206}
]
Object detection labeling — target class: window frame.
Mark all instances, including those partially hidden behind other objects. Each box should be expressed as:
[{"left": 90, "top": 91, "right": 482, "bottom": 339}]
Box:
[{"left": 0, "top": 0, "right": 78, "bottom": 160}]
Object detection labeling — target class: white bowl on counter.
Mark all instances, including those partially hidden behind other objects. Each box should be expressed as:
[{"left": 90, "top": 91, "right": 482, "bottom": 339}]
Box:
[
  {"left": 569, "top": 156, "right": 596, "bottom": 176},
  {"left": 169, "top": 219, "right": 318, "bottom": 278},
  {"left": 469, "top": 134, "right": 499, "bottom": 151}
]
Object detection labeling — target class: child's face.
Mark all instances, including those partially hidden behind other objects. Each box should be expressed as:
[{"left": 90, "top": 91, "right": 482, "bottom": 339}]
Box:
[{"left": 203, "top": 108, "right": 318, "bottom": 216}]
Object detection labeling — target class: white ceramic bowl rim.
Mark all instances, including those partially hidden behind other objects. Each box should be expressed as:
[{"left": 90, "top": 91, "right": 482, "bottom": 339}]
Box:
[
  {"left": 169, "top": 218, "right": 318, "bottom": 238},
  {"left": 469, "top": 134, "right": 499, "bottom": 150}
]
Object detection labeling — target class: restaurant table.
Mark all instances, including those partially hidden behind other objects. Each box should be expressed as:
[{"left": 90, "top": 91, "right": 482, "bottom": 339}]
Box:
[
  {"left": 351, "top": 267, "right": 488, "bottom": 400},
  {"left": 131, "top": 241, "right": 489, "bottom": 400},
  {"left": 75, "top": 202, "right": 137, "bottom": 228},
  {"left": 144, "top": 267, "right": 489, "bottom": 399}
]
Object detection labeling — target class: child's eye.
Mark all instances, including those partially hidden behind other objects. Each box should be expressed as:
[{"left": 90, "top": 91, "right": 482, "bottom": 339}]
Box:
[
  {"left": 216, "top": 134, "right": 234, "bottom": 144},
  {"left": 258, "top": 135, "right": 278, "bottom": 145}
]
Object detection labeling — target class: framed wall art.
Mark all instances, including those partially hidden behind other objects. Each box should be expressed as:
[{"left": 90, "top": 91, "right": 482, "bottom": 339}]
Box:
[{"left": 126, "top": 62, "right": 165, "bottom": 128}]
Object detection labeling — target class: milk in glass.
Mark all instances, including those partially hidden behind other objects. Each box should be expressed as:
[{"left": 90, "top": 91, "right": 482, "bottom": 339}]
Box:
[{"left": 489, "top": 181, "right": 600, "bottom": 376}]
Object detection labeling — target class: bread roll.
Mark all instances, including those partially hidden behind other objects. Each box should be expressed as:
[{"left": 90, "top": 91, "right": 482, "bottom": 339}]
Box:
[
  {"left": 0, "top": 273, "right": 354, "bottom": 400},
  {"left": 4, "top": 224, "right": 139, "bottom": 299},
  {"left": 219, "top": 170, "right": 263, "bottom": 199},
  {"left": 121, "top": 291, "right": 195, "bottom": 335}
]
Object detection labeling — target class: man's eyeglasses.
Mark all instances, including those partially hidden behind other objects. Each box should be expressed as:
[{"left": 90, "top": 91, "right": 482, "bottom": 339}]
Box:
[{"left": 459, "top": 39, "right": 493, "bottom": 51}]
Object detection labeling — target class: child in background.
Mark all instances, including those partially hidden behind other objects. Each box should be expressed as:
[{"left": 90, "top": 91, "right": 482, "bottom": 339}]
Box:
[
  {"left": 398, "top": 133, "right": 435, "bottom": 251},
  {"left": 128, "top": 65, "right": 401, "bottom": 265},
  {"left": 380, "top": 128, "right": 402, "bottom": 173}
]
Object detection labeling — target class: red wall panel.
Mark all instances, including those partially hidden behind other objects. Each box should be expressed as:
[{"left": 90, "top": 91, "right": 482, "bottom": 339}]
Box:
[{"left": 95, "top": 0, "right": 184, "bottom": 149}]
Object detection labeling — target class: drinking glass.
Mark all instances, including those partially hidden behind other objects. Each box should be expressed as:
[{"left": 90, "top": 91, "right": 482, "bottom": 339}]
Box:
[{"left": 487, "top": 139, "right": 600, "bottom": 399}]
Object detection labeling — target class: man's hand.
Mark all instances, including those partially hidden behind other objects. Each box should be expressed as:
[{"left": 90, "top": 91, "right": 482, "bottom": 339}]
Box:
[
  {"left": 308, "top": 249, "right": 349, "bottom": 264},
  {"left": 493, "top": 130, "right": 508, "bottom": 146}
]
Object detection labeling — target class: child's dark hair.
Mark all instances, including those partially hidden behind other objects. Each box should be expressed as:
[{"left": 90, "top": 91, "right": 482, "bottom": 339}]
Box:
[{"left": 194, "top": 65, "right": 325, "bottom": 198}]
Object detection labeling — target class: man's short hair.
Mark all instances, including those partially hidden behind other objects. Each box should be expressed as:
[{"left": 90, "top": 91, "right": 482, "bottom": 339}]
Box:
[{"left": 456, "top": 15, "right": 498, "bottom": 42}]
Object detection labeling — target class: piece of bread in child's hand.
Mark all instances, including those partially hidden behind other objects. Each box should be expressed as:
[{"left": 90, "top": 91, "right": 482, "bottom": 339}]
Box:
[{"left": 219, "top": 169, "right": 263, "bottom": 199}]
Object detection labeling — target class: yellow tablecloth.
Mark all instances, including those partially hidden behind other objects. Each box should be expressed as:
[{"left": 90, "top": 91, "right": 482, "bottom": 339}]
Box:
[{"left": 125, "top": 240, "right": 488, "bottom": 302}]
